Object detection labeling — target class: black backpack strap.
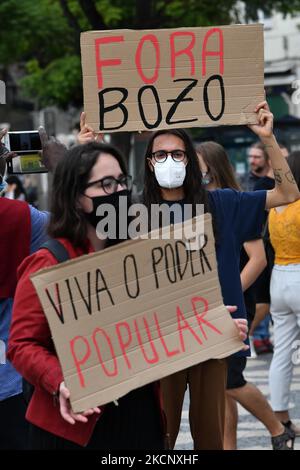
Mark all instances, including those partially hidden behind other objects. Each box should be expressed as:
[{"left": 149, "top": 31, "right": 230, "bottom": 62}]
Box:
[{"left": 40, "top": 239, "right": 70, "bottom": 263}]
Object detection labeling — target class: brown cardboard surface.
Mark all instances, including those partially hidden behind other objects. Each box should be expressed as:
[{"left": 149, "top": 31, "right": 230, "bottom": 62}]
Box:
[
  {"left": 80, "top": 24, "right": 264, "bottom": 132},
  {"left": 31, "top": 214, "right": 243, "bottom": 412}
]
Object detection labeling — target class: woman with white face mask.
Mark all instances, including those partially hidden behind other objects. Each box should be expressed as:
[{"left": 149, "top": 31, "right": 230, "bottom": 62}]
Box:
[
  {"left": 197, "top": 141, "right": 295, "bottom": 451},
  {"left": 77, "top": 101, "right": 299, "bottom": 450},
  {"left": 142, "top": 100, "right": 300, "bottom": 450}
]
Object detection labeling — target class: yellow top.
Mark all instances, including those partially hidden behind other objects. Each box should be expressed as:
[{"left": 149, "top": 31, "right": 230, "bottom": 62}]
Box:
[{"left": 269, "top": 199, "right": 300, "bottom": 265}]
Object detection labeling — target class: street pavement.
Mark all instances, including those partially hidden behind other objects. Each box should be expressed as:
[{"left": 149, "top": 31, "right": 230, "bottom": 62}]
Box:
[{"left": 175, "top": 353, "right": 300, "bottom": 450}]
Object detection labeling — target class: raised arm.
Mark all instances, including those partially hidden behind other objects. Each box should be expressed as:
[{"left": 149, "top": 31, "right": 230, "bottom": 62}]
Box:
[
  {"left": 38, "top": 127, "right": 67, "bottom": 172},
  {"left": 249, "top": 101, "right": 300, "bottom": 209}
]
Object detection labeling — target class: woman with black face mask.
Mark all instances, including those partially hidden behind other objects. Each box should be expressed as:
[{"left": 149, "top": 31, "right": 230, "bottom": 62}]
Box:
[{"left": 8, "top": 142, "right": 164, "bottom": 450}]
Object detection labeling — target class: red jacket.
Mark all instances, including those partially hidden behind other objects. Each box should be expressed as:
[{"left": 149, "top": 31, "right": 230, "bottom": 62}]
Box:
[
  {"left": 8, "top": 238, "right": 164, "bottom": 447},
  {"left": 0, "top": 198, "right": 31, "bottom": 298}
]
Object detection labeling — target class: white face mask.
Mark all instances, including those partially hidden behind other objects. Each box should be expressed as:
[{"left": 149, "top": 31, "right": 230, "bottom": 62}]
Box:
[{"left": 154, "top": 157, "right": 186, "bottom": 189}]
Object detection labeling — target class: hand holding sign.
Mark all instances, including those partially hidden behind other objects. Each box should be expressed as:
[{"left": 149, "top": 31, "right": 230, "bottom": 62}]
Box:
[
  {"left": 59, "top": 381, "right": 101, "bottom": 425},
  {"left": 78, "top": 112, "right": 103, "bottom": 145},
  {"left": 80, "top": 25, "right": 265, "bottom": 133},
  {"left": 58, "top": 305, "right": 247, "bottom": 419},
  {"left": 233, "top": 319, "right": 249, "bottom": 349},
  {"left": 221, "top": 306, "right": 249, "bottom": 350},
  {"left": 31, "top": 214, "right": 245, "bottom": 413},
  {"left": 248, "top": 100, "right": 274, "bottom": 139}
]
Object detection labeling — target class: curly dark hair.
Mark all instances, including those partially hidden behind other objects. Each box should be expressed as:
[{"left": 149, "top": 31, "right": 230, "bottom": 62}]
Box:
[{"left": 48, "top": 142, "right": 127, "bottom": 247}]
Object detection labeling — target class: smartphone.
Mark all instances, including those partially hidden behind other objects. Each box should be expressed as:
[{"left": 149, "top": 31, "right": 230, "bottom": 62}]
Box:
[
  {"left": 6, "top": 153, "right": 47, "bottom": 174},
  {"left": 3, "top": 130, "right": 42, "bottom": 153},
  {"left": 3, "top": 131, "right": 48, "bottom": 174}
]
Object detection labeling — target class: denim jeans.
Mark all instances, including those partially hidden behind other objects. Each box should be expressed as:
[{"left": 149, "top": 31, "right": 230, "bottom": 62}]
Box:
[{"left": 253, "top": 314, "right": 271, "bottom": 340}]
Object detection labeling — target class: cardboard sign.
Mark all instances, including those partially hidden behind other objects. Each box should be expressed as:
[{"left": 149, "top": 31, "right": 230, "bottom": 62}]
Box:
[
  {"left": 31, "top": 214, "right": 243, "bottom": 413},
  {"left": 81, "top": 24, "right": 264, "bottom": 133}
]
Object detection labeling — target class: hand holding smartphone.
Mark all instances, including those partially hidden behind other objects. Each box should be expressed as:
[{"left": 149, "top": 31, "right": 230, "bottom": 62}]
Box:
[{"left": 2, "top": 130, "right": 48, "bottom": 174}]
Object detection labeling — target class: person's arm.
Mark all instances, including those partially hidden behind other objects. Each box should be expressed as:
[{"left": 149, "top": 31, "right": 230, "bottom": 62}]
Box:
[
  {"left": 1, "top": 127, "right": 67, "bottom": 173},
  {"left": 38, "top": 127, "right": 67, "bottom": 172},
  {"left": 249, "top": 101, "right": 300, "bottom": 209},
  {"left": 7, "top": 252, "right": 64, "bottom": 395},
  {"left": 241, "top": 239, "right": 267, "bottom": 292},
  {"left": 249, "top": 304, "right": 270, "bottom": 337},
  {"left": 29, "top": 205, "right": 49, "bottom": 253},
  {"left": 0, "top": 128, "right": 18, "bottom": 165},
  {"left": 8, "top": 251, "right": 101, "bottom": 424},
  {"left": 226, "top": 306, "right": 249, "bottom": 350},
  {"left": 59, "top": 381, "right": 101, "bottom": 425}
]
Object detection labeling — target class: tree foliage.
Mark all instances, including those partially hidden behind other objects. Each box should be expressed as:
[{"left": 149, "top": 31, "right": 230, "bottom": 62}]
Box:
[{"left": 0, "top": 0, "right": 300, "bottom": 108}]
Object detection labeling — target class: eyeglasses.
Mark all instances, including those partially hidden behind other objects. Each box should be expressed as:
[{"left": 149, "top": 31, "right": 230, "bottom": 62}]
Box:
[
  {"left": 84, "top": 175, "right": 133, "bottom": 195},
  {"left": 151, "top": 149, "right": 186, "bottom": 163}
]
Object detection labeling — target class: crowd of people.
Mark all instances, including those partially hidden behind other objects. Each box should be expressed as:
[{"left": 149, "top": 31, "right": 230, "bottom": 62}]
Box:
[{"left": 0, "top": 99, "right": 300, "bottom": 451}]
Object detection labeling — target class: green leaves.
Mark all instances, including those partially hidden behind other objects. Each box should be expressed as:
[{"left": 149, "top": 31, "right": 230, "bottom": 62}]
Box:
[
  {"left": 2, "top": 0, "right": 300, "bottom": 108},
  {"left": 20, "top": 56, "right": 82, "bottom": 108},
  {"left": 0, "top": 0, "right": 73, "bottom": 64}
]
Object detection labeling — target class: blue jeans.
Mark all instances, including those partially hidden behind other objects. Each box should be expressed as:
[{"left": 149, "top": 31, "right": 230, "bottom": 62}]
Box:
[{"left": 253, "top": 314, "right": 271, "bottom": 340}]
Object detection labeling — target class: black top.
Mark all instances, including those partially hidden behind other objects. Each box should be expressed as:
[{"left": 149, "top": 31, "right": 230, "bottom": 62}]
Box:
[
  {"left": 239, "top": 172, "right": 261, "bottom": 191},
  {"left": 240, "top": 245, "right": 257, "bottom": 323},
  {"left": 254, "top": 176, "right": 275, "bottom": 191}
]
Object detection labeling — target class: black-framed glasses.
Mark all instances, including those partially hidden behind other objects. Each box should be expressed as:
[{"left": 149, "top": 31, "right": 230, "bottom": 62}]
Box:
[
  {"left": 151, "top": 149, "right": 186, "bottom": 163},
  {"left": 84, "top": 175, "right": 133, "bottom": 195}
]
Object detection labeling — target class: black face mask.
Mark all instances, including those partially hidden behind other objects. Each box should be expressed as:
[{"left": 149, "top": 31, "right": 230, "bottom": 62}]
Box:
[{"left": 84, "top": 189, "right": 132, "bottom": 245}]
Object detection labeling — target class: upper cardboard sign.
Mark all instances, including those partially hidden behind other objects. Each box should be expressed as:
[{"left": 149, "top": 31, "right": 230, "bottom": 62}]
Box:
[
  {"left": 80, "top": 24, "right": 264, "bottom": 133},
  {"left": 31, "top": 214, "right": 243, "bottom": 413}
]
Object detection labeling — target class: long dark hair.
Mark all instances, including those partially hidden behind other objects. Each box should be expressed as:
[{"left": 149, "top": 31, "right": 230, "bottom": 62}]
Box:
[
  {"left": 287, "top": 151, "right": 300, "bottom": 190},
  {"left": 196, "top": 141, "right": 241, "bottom": 190},
  {"left": 48, "top": 142, "right": 128, "bottom": 247},
  {"left": 142, "top": 129, "right": 210, "bottom": 215}
]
